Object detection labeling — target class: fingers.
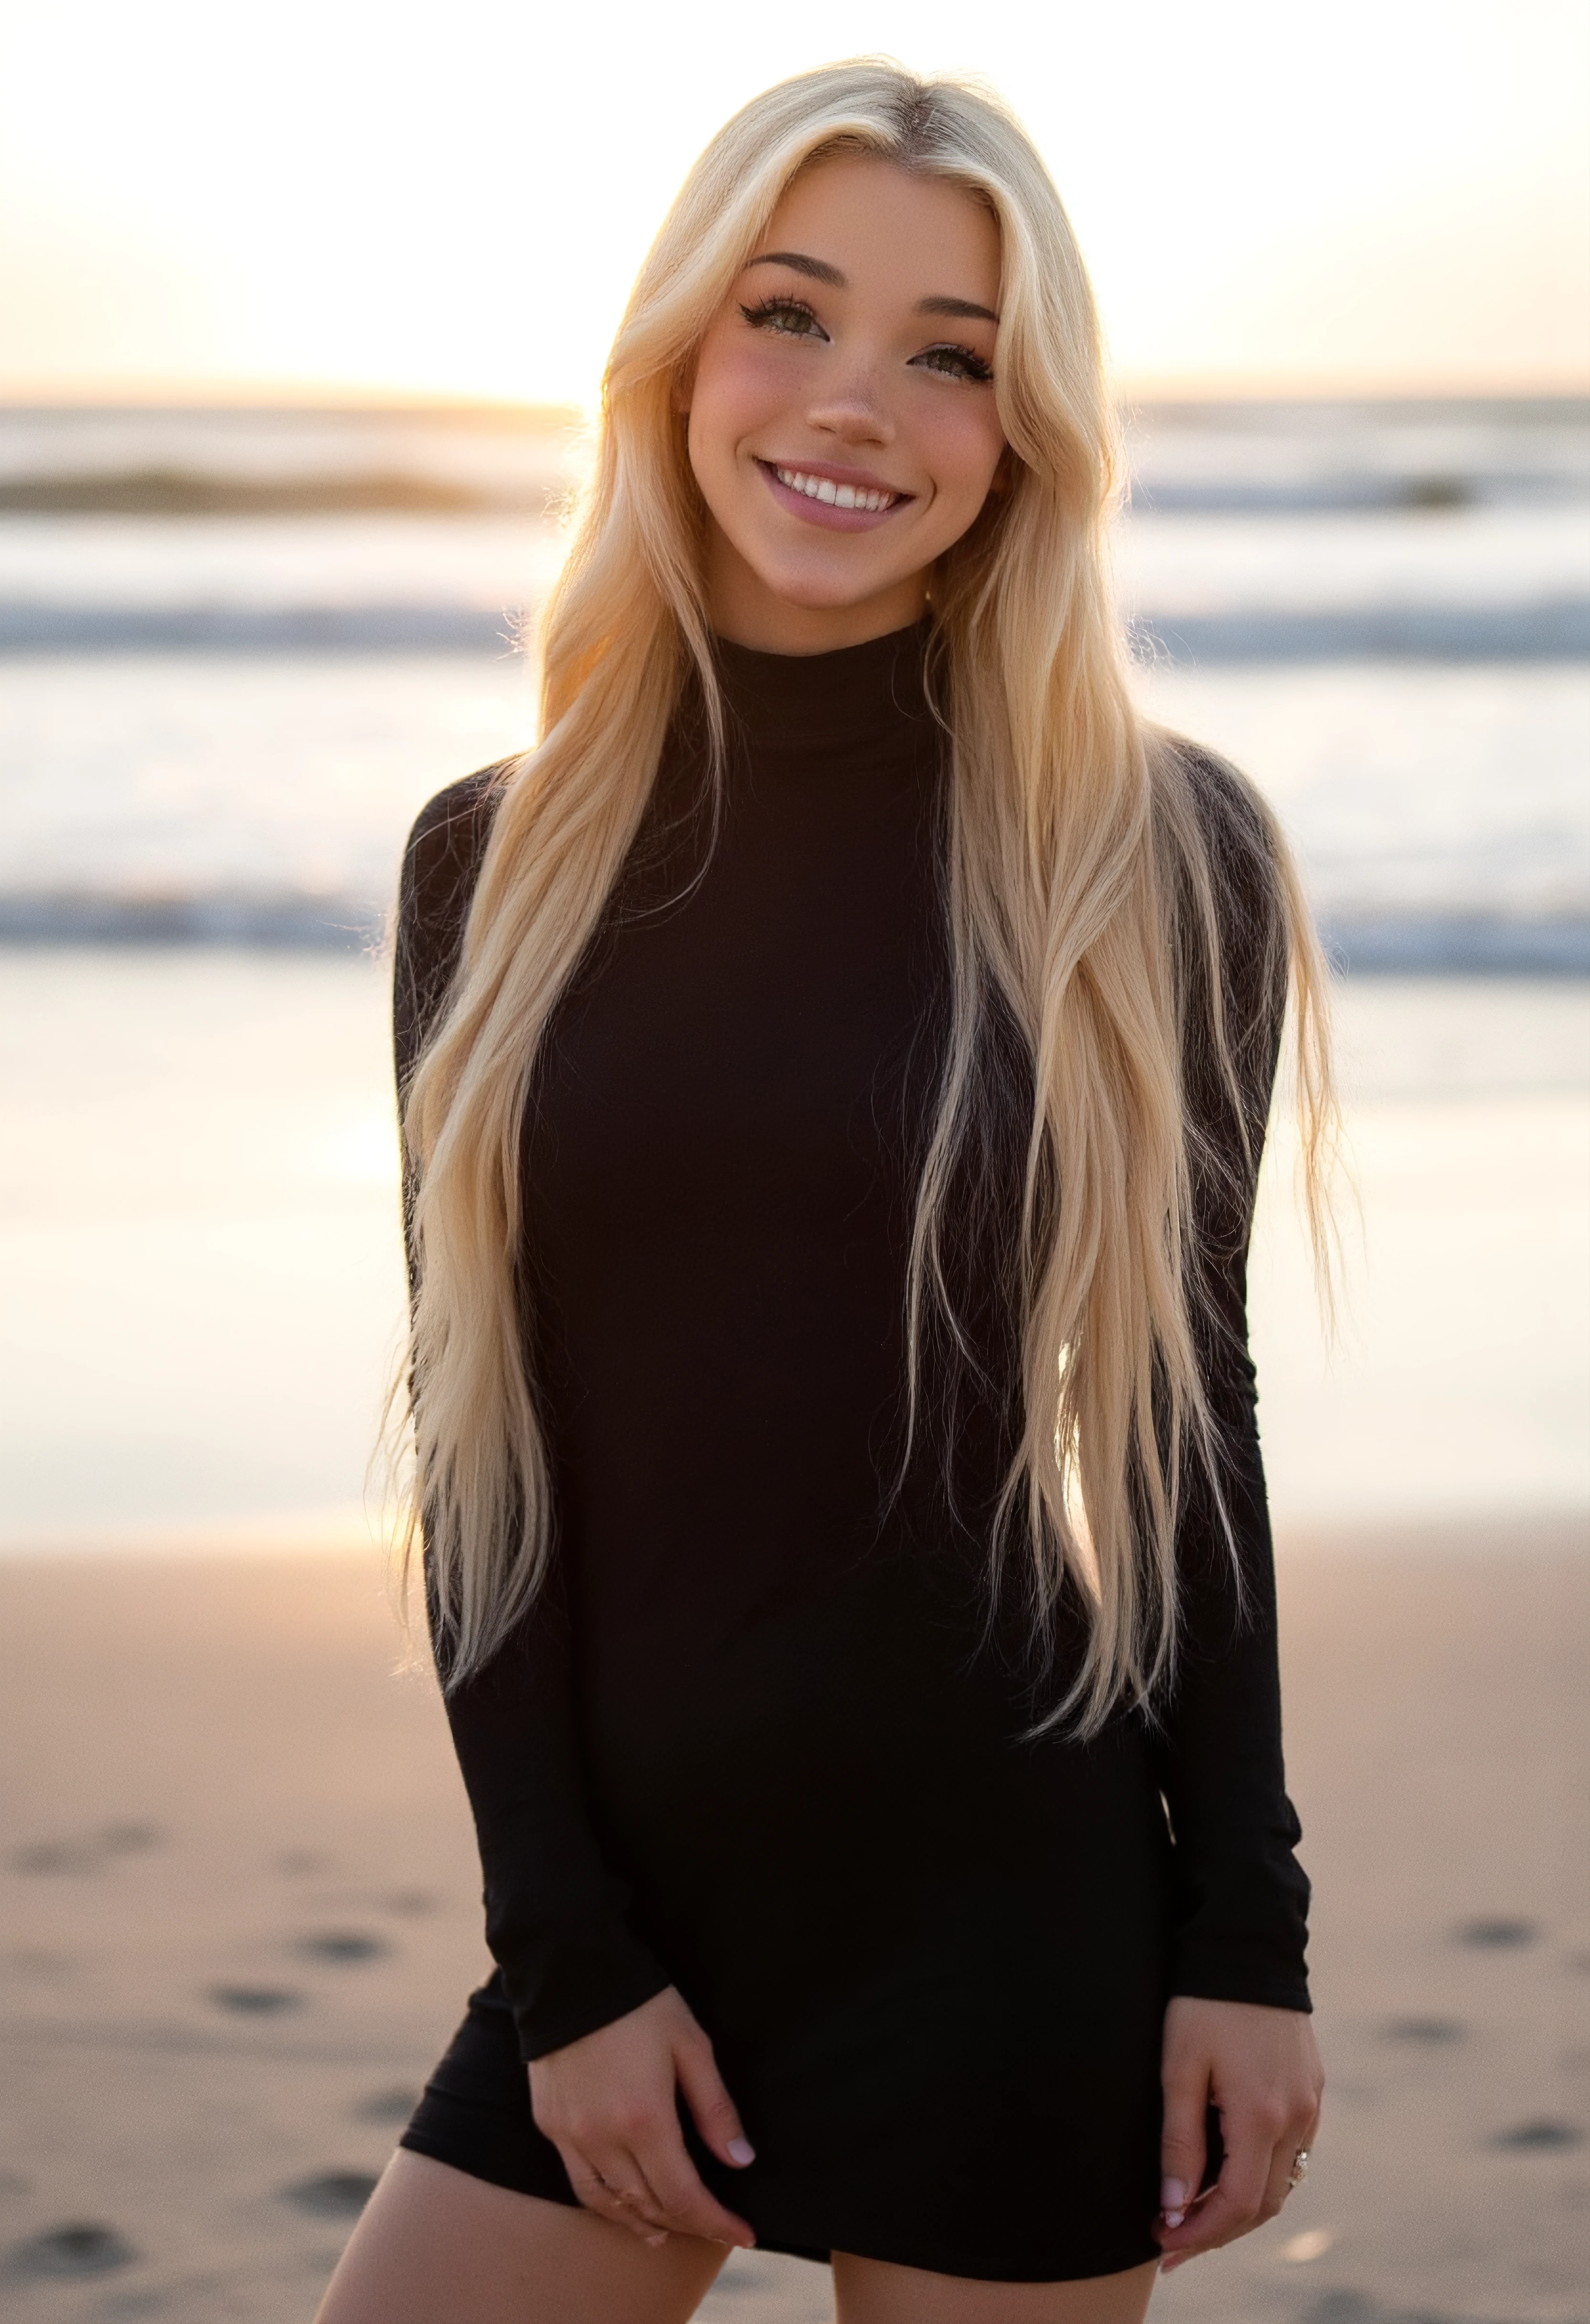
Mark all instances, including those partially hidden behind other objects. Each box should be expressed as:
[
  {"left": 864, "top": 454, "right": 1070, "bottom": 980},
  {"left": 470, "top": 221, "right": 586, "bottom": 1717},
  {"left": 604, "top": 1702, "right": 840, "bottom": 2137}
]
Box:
[
  {"left": 1158, "top": 2104, "right": 1307, "bottom": 2270},
  {"left": 559, "top": 2103, "right": 752, "bottom": 2250},
  {"left": 526, "top": 1988, "right": 757, "bottom": 2251},
  {"left": 1157, "top": 1997, "right": 1326, "bottom": 2270},
  {"left": 562, "top": 2155, "right": 670, "bottom": 2250},
  {"left": 1158, "top": 2117, "right": 1270, "bottom": 2267},
  {"left": 1260, "top": 2138, "right": 1300, "bottom": 2221},
  {"left": 674, "top": 2024, "right": 758, "bottom": 2172},
  {"left": 630, "top": 2126, "right": 756, "bottom": 2249},
  {"left": 1157, "top": 2062, "right": 1209, "bottom": 2237}
]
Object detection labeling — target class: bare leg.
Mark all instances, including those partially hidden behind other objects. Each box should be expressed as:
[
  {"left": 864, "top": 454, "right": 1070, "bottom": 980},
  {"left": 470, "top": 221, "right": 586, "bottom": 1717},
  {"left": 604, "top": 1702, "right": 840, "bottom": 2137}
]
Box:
[
  {"left": 832, "top": 2251, "right": 1159, "bottom": 2324},
  {"left": 314, "top": 2149, "right": 731, "bottom": 2324}
]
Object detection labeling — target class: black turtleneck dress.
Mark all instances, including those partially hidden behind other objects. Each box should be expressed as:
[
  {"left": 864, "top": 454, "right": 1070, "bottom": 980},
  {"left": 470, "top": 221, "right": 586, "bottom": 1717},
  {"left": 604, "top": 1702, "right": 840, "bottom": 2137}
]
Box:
[{"left": 394, "top": 625, "right": 1310, "bottom": 2284}]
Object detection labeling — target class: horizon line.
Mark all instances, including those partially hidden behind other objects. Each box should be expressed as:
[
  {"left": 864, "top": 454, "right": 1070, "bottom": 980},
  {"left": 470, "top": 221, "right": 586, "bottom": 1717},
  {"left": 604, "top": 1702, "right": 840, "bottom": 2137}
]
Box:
[{"left": 1, "top": 372, "right": 1588, "bottom": 416}]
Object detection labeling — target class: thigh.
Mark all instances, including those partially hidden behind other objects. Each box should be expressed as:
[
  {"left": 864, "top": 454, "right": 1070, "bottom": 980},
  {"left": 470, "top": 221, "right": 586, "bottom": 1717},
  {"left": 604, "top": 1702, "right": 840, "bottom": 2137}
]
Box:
[
  {"left": 313, "top": 2149, "right": 730, "bottom": 2324},
  {"left": 832, "top": 2250, "right": 1158, "bottom": 2324}
]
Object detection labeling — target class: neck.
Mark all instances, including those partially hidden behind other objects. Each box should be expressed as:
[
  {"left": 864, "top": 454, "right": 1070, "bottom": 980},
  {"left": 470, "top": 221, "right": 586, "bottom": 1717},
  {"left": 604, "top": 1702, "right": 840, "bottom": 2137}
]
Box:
[{"left": 702, "top": 523, "right": 929, "bottom": 657}]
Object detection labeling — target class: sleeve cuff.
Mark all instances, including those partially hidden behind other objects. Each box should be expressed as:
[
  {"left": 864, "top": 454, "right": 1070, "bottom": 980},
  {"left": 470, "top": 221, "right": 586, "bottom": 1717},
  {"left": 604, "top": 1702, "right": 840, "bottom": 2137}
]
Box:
[
  {"left": 1168, "top": 1939, "right": 1311, "bottom": 2016},
  {"left": 496, "top": 1917, "right": 675, "bottom": 2062}
]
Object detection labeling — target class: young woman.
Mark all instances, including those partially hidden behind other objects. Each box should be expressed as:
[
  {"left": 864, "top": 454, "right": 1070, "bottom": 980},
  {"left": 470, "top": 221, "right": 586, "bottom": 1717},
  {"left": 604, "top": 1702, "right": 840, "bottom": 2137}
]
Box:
[{"left": 319, "top": 59, "right": 1329, "bottom": 2324}]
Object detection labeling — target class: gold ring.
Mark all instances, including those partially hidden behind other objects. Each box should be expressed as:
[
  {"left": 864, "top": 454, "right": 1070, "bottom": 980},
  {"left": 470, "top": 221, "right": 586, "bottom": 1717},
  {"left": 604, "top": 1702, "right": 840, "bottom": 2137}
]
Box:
[{"left": 1288, "top": 2148, "right": 1311, "bottom": 2188}]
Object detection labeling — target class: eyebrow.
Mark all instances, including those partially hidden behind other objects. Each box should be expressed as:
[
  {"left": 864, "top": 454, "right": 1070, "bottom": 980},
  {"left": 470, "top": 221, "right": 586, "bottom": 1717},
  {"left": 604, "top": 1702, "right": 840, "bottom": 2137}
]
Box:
[
  {"left": 747, "top": 250, "right": 999, "bottom": 327},
  {"left": 918, "top": 294, "right": 1001, "bottom": 324}
]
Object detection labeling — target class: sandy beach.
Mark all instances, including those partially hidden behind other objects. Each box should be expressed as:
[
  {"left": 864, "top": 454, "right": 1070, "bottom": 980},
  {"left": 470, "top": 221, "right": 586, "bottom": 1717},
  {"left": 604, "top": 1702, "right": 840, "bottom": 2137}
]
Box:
[{"left": 1, "top": 1525, "right": 1586, "bottom": 2324}]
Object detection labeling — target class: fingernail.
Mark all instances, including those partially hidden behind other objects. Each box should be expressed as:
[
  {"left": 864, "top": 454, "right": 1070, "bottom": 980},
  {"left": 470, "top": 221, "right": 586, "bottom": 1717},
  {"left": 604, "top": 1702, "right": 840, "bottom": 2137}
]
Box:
[
  {"left": 726, "top": 2137, "right": 756, "bottom": 2166},
  {"left": 1160, "top": 2178, "right": 1189, "bottom": 2228},
  {"left": 1160, "top": 2254, "right": 1190, "bottom": 2273},
  {"left": 646, "top": 2233, "right": 668, "bottom": 2249}
]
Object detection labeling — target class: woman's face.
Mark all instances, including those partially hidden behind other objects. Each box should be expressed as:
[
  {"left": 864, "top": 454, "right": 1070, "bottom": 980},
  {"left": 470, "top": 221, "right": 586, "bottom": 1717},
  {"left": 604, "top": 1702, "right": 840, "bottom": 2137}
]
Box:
[{"left": 683, "top": 155, "right": 1008, "bottom": 655}]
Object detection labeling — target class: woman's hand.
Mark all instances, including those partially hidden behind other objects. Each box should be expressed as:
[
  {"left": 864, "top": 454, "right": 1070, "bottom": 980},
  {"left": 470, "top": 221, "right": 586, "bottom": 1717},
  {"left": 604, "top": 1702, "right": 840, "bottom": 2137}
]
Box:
[
  {"left": 528, "top": 1985, "right": 757, "bottom": 2251},
  {"left": 1155, "top": 1995, "right": 1323, "bottom": 2270}
]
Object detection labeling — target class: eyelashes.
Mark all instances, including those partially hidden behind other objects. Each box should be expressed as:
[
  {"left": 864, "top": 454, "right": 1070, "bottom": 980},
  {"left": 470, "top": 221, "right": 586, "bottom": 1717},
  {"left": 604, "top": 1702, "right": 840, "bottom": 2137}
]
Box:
[
  {"left": 738, "top": 295, "right": 824, "bottom": 338},
  {"left": 915, "top": 343, "right": 994, "bottom": 385},
  {"left": 737, "top": 296, "right": 994, "bottom": 384}
]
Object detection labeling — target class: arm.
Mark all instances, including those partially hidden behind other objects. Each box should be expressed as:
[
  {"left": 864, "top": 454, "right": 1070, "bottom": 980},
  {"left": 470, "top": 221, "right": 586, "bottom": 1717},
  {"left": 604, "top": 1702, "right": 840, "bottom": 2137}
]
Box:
[
  {"left": 1149, "top": 752, "right": 1324, "bottom": 2261},
  {"left": 396, "top": 769, "right": 670, "bottom": 2057},
  {"left": 393, "top": 778, "right": 754, "bottom": 2245},
  {"left": 1154, "top": 1134, "right": 1310, "bottom": 2017}
]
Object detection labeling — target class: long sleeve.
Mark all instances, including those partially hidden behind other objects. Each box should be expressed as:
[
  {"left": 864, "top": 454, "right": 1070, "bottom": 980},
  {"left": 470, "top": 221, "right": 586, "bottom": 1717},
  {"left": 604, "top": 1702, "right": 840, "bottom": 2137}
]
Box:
[
  {"left": 1150, "top": 748, "right": 1313, "bottom": 2013},
  {"left": 394, "top": 773, "right": 672, "bottom": 2060}
]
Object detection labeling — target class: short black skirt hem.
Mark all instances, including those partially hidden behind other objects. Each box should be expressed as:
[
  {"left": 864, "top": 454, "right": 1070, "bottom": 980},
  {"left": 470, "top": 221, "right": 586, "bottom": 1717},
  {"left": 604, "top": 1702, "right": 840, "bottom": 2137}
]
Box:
[
  {"left": 397, "top": 2109, "right": 1159, "bottom": 2285},
  {"left": 400, "top": 1975, "right": 1167, "bottom": 2284}
]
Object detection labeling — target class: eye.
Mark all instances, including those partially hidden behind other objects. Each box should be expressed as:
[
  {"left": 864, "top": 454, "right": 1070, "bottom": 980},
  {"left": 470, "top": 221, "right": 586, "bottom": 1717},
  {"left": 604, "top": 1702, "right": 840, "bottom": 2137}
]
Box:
[
  {"left": 739, "top": 296, "right": 828, "bottom": 342},
  {"left": 912, "top": 342, "right": 995, "bottom": 384}
]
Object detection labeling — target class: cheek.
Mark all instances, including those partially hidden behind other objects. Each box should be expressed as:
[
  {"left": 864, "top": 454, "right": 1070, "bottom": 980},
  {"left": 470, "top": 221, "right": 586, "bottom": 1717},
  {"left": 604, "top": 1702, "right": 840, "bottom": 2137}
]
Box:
[
  {"left": 690, "top": 337, "right": 792, "bottom": 454},
  {"left": 919, "top": 403, "right": 1007, "bottom": 514}
]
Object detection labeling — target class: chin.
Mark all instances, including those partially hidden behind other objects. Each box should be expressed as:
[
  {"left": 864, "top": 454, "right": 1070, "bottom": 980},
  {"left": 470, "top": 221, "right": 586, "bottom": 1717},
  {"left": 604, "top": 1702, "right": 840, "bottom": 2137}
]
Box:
[{"left": 754, "top": 559, "right": 898, "bottom": 614}]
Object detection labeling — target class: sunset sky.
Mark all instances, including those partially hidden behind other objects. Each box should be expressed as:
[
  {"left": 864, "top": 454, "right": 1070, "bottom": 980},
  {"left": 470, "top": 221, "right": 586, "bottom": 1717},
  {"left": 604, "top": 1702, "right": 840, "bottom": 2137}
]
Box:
[{"left": 0, "top": 0, "right": 1585, "bottom": 405}]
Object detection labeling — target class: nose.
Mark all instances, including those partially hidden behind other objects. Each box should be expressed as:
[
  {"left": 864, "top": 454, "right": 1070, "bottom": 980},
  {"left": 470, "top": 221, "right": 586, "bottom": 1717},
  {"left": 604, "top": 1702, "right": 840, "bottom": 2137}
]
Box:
[{"left": 804, "top": 361, "right": 895, "bottom": 450}]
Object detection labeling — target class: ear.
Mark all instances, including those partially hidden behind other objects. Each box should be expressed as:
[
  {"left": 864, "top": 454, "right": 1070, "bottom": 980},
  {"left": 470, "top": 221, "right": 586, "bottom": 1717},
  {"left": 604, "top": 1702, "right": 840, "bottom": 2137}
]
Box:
[{"left": 671, "top": 363, "right": 695, "bottom": 420}]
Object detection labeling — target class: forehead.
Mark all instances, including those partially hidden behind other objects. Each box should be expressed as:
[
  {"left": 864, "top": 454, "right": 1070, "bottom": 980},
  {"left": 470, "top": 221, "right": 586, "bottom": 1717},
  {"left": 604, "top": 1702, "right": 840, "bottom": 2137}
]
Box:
[{"left": 759, "top": 155, "right": 1001, "bottom": 297}]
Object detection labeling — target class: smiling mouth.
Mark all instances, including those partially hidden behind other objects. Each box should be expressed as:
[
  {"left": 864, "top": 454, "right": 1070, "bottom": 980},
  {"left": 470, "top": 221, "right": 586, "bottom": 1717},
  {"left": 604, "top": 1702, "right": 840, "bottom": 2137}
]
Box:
[{"left": 763, "top": 462, "right": 906, "bottom": 514}]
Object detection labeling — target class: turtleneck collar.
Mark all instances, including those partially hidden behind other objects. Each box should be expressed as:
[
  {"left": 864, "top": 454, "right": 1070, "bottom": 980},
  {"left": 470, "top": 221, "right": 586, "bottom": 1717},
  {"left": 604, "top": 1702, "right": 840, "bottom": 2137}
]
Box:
[{"left": 712, "top": 618, "right": 936, "bottom": 763}]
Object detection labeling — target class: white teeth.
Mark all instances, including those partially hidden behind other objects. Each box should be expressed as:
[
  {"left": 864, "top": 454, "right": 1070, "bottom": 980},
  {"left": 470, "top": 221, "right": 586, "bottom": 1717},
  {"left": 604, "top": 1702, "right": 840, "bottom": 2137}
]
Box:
[{"left": 773, "top": 465, "right": 896, "bottom": 513}]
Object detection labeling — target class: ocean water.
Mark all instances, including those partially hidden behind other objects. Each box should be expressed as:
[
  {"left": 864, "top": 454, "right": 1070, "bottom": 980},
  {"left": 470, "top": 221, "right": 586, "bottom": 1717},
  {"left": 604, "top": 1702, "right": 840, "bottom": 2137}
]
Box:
[
  {"left": 1, "top": 398, "right": 1586, "bottom": 1546},
  {"left": 0, "top": 396, "right": 1586, "bottom": 958}
]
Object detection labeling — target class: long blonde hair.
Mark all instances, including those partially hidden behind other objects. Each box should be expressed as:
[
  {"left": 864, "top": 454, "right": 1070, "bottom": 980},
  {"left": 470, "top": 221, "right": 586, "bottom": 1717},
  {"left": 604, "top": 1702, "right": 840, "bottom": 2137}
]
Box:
[{"left": 399, "top": 58, "right": 1334, "bottom": 1732}]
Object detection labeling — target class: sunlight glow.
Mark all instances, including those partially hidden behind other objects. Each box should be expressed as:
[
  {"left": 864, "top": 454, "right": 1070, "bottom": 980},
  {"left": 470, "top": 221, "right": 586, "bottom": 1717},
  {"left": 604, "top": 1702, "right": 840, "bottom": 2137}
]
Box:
[{"left": 0, "top": 0, "right": 1585, "bottom": 401}]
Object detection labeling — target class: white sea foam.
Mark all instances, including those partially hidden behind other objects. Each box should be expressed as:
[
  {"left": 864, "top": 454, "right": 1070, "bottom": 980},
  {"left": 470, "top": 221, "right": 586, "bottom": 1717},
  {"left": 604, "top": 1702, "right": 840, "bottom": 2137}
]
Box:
[{"left": 0, "top": 398, "right": 1584, "bottom": 959}]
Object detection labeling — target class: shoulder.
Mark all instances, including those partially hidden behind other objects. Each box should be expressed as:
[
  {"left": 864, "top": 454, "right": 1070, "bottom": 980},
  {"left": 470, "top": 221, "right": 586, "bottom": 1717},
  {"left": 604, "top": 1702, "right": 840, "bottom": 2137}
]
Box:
[
  {"left": 1157, "top": 734, "right": 1279, "bottom": 915},
  {"left": 399, "top": 763, "right": 510, "bottom": 923},
  {"left": 1152, "top": 730, "right": 1286, "bottom": 969},
  {"left": 393, "top": 760, "right": 515, "bottom": 1082},
  {"left": 1151, "top": 731, "right": 1290, "bottom": 1141}
]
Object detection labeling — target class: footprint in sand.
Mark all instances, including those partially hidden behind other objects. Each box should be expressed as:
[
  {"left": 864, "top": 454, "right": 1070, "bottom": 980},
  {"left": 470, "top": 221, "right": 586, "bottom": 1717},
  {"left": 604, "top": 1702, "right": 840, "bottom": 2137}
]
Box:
[
  {"left": 275, "top": 1849, "right": 333, "bottom": 1875},
  {"left": 283, "top": 2171, "right": 379, "bottom": 2218},
  {"left": 10, "top": 1840, "right": 100, "bottom": 1875},
  {"left": 1455, "top": 1915, "right": 1540, "bottom": 1948},
  {"left": 7, "top": 1948, "right": 73, "bottom": 1978},
  {"left": 209, "top": 1984, "right": 307, "bottom": 2015},
  {"left": 1492, "top": 2117, "right": 1585, "bottom": 2150},
  {"left": 297, "top": 1931, "right": 391, "bottom": 1965},
  {"left": 9, "top": 1824, "right": 163, "bottom": 1876},
  {"left": 96, "top": 1821, "right": 162, "bottom": 1855},
  {"left": 1382, "top": 2015, "right": 1466, "bottom": 2044},
  {"left": 3, "top": 2222, "right": 138, "bottom": 2280},
  {"left": 354, "top": 2088, "right": 421, "bottom": 2124}
]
